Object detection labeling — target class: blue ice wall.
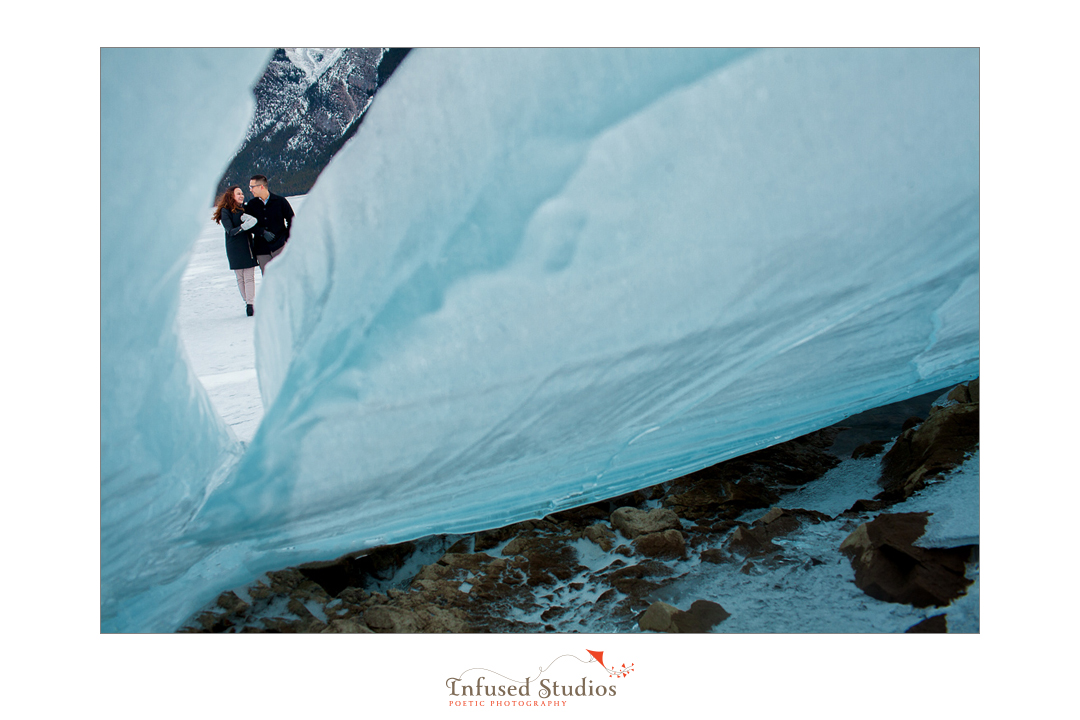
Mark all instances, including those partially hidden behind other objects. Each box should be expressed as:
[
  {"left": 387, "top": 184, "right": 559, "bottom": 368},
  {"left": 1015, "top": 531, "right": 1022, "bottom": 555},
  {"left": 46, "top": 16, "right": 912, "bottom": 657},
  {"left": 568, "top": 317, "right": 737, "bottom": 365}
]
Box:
[
  {"left": 208, "top": 47, "right": 978, "bottom": 569},
  {"left": 101, "top": 49, "right": 979, "bottom": 632},
  {"left": 100, "top": 49, "right": 270, "bottom": 630}
]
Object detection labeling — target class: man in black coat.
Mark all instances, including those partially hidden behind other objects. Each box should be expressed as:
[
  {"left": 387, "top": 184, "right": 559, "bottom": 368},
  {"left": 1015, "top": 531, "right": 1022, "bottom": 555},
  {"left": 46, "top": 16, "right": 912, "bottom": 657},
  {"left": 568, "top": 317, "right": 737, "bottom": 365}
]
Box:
[{"left": 245, "top": 175, "right": 295, "bottom": 274}]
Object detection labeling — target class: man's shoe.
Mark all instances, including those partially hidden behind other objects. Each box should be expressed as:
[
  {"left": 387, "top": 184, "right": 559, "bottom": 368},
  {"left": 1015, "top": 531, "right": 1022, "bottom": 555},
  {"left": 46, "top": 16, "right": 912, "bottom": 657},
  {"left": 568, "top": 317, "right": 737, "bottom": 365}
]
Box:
[{"left": 246, "top": 304, "right": 254, "bottom": 316}]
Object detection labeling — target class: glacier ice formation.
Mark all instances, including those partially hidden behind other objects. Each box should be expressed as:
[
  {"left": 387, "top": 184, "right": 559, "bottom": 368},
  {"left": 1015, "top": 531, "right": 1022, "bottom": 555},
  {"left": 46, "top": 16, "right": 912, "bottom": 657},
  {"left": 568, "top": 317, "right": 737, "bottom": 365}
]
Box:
[{"left": 101, "top": 48, "right": 979, "bottom": 632}]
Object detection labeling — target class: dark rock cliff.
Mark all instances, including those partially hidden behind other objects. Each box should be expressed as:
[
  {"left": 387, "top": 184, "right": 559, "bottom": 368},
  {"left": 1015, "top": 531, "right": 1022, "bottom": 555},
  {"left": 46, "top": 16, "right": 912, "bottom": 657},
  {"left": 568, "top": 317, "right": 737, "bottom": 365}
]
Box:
[{"left": 216, "top": 47, "right": 411, "bottom": 199}]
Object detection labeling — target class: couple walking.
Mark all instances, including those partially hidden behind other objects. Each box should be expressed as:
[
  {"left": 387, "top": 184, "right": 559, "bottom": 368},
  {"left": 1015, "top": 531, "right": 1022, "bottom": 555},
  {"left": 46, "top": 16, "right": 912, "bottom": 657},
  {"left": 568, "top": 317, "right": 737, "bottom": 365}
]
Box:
[{"left": 211, "top": 175, "right": 295, "bottom": 316}]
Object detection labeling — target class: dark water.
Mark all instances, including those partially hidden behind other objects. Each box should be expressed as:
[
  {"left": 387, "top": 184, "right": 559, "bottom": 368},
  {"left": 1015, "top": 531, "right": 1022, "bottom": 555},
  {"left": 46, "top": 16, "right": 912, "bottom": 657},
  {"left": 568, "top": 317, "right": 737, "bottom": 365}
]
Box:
[{"left": 827, "top": 386, "right": 953, "bottom": 458}]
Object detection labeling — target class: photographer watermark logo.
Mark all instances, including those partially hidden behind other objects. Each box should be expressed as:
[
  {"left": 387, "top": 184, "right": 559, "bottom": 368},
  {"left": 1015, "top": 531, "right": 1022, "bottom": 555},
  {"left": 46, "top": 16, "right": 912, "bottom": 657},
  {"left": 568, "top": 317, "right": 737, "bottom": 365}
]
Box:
[{"left": 445, "top": 649, "right": 635, "bottom": 707}]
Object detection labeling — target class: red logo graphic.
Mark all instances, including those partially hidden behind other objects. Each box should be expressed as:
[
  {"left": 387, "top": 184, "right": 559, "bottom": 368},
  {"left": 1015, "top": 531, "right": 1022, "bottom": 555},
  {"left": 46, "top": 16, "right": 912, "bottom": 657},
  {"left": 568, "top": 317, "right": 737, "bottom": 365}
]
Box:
[{"left": 587, "top": 649, "right": 635, "bottom": 678}]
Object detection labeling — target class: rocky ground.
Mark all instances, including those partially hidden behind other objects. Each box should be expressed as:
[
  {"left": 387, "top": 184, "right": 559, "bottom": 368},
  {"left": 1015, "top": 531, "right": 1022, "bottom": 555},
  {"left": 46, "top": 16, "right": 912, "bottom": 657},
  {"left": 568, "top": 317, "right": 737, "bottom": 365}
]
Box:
[{"left": 179, "top": 379, "right": 979, "bottom": 634}]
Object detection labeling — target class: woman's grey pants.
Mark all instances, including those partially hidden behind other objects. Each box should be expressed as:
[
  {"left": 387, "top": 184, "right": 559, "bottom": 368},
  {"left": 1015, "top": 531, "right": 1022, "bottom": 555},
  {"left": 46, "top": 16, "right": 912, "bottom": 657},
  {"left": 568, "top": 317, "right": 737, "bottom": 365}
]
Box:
[{"left": 234, "top": 267, "right": 256, "bottom": 304}]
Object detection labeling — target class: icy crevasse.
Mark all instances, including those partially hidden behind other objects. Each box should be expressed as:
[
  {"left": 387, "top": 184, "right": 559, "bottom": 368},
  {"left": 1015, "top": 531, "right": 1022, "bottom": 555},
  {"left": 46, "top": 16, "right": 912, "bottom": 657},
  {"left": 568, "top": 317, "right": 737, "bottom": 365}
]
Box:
[{"left": 101, "top": 49, "right": 978, "bottom": 632}]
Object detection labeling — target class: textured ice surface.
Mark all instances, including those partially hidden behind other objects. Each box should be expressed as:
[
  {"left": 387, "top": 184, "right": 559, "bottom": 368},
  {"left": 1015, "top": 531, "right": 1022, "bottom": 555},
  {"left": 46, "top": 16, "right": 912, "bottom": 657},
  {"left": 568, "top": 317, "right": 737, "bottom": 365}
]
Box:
[
  {"left": 100, "top": 48, "right": 270, "bottom": 630},
  {"left": 102, "top": 48, "right": 979, "bottom": 631},
  {"left": 210, "top": 47, "right": 979, "bottom": 555}
]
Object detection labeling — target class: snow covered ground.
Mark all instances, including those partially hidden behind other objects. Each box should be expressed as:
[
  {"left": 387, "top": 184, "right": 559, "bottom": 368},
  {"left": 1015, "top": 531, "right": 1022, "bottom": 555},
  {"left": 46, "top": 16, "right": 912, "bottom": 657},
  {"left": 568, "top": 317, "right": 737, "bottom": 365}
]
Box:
[{"left": 178, "top": 196, "right": 307, "bottom": 443}]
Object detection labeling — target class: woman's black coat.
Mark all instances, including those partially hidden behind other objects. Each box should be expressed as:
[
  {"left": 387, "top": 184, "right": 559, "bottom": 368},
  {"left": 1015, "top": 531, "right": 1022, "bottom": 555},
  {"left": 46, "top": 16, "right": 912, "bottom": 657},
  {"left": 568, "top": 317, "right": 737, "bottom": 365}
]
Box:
[{"left": 220, "top": 208, "right": 258, "bottom": 270}]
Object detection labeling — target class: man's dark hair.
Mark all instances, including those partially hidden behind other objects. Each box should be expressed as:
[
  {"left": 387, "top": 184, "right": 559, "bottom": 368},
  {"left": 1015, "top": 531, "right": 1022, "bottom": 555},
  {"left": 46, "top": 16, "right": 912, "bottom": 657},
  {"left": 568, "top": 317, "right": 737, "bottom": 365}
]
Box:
[{"left": 250, "top": 175, "right": 269, "bottom": 187}]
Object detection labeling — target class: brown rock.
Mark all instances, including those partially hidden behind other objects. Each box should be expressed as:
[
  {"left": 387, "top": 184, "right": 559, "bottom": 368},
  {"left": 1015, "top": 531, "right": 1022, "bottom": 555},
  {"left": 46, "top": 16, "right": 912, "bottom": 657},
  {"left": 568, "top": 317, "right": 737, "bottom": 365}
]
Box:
[
  {"left": 540, "top": 606, "right": 566, "bottom": 622},
  {"left": 946, "top": 384, "right": 971, "bottom": 404},
  {"left": 324, "top": 600, "right": 354, "bottom": 621},
  {"left": 901, "top": 416, "right": 924, "bottom": 433},
  {"left": 754, "top": 507, "right": 831, "bottom": 541},
  {"left": 905, "top": 614, "right": 948, "bottom": 633},
  {"left": 298, "top": 543, "right": 415, "bottom": 598},
  {"left": 688, "top": 534, "right": 714, "bottom": 549},
  {"left": 664, "top": 429, "right": 840, "bottom": 521},
  {"left": 610, "top": 507, "right": 682, "bottom": 539},
  {"left": 603, "top": 560, "right": 675, "bottom": 599},
  {"left": 880, "top": 401, "right": 979, "bottom": 499},
  {"left": 839, "top": 512, "right": 975, "bottom": 607},
  {"left": 584, "top": 523, "right": 616, "bottom": 551},
  {"left": 632, "top": 529, "right": 687, "bottom": 559},
  {"left": 852, "top": 440, "right": 887, "bottom": 459},
  {"left": 673, "top": 600, "right": 731, "bottom": 632},
  {"left": 501, "top": 537, "right": 532, "bottom": 556},
  {"left": 492, "top": 535, "right": 582, "bottom": 588},
  {"left": 845, "top": 499, "right": 887, "bottom": 514},
  {"left": 259, "top": 617, "right": 312, "bottom": 632},
  {"left": 439, "top": 552, "right": 496, "bottom": 572},
  {"left": 638, "top": 599, "right": 730, "bottom": 633},
  {"left": 413, "top": 563, "right": 452, "bottom": 583},
  {"left": 265, "top": 569, "right": 333, "bottom": 603},
  {"left": 700, "top": 548, "right": 728, "bottom": 564},
  {"left": 474, "top": 525, "right": 521, "bottom": 552},
  {"left": 188, "top": 610, "right": 233, "bottom": 633},
  {"left": 710, "top": 519, "right": 738, "bottom": 535},
  {"left": 736, "top": 427, "right": 843, "bottom": 485},
  {"left": 246, "top": 580, "right": 274, "bottom": 602},
  {"left": 216, "top": 591, "right": 249, "bottom": 616},
  {"left": 638, "top": 602, "right": 680, "bottom": 632},
  {"left": 337, "top": 587, "right": 370, "bottom": 605},
  {"left": 286, "top": 597, "right": 325, "bottom": 629},
  {"left": 719, "top": 479, "right": 781, "bottom": 511},
  {"left": 446, "top": 537, "right": 473, "bottom": 554},
  {"left": 607, "top": 490, "right": 652, "bottom": 507},
  {"left": 544, "top": 504, "right": 610, "bottom": 530},
  {"left": 968, "top": 378, "right": 979, "bottom": 403},
  {"left": 460, "top": 561, "right": 518, "bottom": 605},
  {"left": 321, "top": 618, "right": 374, "bottom": 633},
  {"left": 725, "top": 525, "right": 780, "bottom": 557},
  {"left": 663, "top": 482, "right": 727, "bottom": 521},
  {"left": 417, "top": 607, "right": 471, "bottom": 633},
  {"left": 363, "top": 605, "right": 422, "bottom": 633}
]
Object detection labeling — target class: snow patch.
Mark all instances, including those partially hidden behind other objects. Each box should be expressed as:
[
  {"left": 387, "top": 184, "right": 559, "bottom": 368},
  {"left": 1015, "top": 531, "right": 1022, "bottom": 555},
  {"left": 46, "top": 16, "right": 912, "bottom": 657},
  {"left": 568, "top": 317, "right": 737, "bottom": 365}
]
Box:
[{"left": 283, "top": 48, "right": 346, "bottom": 83}]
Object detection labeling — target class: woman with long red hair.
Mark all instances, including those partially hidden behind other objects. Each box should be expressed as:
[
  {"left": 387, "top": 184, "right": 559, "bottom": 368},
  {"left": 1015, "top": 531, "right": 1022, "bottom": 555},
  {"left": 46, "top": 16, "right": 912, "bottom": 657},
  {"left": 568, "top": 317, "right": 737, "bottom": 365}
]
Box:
[{"left": 213, "top": 186, "right": 259, "bottom": 316}]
